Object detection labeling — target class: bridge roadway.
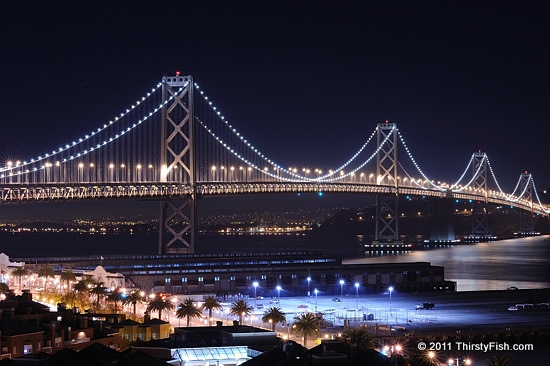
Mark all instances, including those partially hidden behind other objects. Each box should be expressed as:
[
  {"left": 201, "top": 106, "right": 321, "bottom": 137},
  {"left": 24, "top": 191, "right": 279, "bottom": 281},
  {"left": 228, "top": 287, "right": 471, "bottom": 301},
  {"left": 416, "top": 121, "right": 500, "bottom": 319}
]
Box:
[{"left": 0, "top": 181, "right": 545, "bottom": 215}]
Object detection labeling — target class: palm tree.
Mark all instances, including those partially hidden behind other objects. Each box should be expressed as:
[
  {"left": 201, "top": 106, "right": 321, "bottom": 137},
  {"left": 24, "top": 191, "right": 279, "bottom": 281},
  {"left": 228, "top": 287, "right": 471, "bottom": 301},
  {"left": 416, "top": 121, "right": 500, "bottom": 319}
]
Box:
[
  {"left": 73, "top": 280, "right": 89, "bottom": 294},
  {"left": 485, "top": 354, "right": 514, "bottom": 366},
  {"left": 147, "top": 295, "right": 175, "bottom": 320},
  {"left": 37, "top": 264, "right": 55, "bottom": 289},
  {"left": 0, "top": 283, "right": 9, "bottom": 294},
  {"left": 11, "top": 267, "right": 28, "bottom": 287},
  {"left": 61, "top": 290, "right": 78, "bottom": 309},
  {"left": 176, "top": 298, "right": 202, "bottom": 327},
  {"left": 73, "top": 276, "right": 94, "bottom": 294},
  {"left": 202, "top": 295, "right": 221, "bottom": 326},
  {"left": 292, "top": 312, "right": 320, "bottom": 348},
  {"left": 59, "top": 270, "right": 76, "bottom": 293},
  {"left": 107, "top": 288, "right": 124, "bottom": 313},
  {"left": 229, "top": 299, "right": 253, "bottom": 325},
  {"left": 123, "top": 289, "right": 143, "bottom": 316},
  {"left": 342, "top": 328, "right": 374, "bottom": 350},
  {"left": 89, "top": 280, "right": 108, "bottom": 309},
  {"left": 262, "top": 307, "right": 286, "bottom": 331},
  {"left": 71, "top": 279, "right": 93, "bottom": 310}
]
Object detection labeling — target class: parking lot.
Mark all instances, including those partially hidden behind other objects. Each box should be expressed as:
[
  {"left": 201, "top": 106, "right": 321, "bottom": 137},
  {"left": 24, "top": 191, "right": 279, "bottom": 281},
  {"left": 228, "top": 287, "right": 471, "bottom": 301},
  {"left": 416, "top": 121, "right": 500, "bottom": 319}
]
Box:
[{"left": 245, "top": 288, "right": 550, "bottom": 335}]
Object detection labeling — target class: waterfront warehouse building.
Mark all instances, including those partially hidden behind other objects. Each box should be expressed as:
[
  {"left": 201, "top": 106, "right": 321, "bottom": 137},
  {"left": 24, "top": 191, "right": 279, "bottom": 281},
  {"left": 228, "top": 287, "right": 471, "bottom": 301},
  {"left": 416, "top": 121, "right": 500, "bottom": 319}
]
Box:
[{"left": 16, "top": 251, "right": 455, "bottom": 295}]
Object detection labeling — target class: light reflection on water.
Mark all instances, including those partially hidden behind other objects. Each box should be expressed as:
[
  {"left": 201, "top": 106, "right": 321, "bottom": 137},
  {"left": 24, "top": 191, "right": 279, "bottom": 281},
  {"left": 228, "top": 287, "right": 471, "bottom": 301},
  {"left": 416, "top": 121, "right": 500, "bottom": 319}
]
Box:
[{"left": 346, "top": 235, "right": 550, "bottom": 291}]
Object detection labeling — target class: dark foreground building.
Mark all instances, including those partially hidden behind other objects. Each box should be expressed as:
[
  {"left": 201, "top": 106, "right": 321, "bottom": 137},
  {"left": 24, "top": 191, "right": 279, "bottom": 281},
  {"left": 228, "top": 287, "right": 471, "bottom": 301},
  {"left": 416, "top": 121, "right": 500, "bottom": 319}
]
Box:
[{"left": 17, "top": 251, "right": 455, "bottom": 295}]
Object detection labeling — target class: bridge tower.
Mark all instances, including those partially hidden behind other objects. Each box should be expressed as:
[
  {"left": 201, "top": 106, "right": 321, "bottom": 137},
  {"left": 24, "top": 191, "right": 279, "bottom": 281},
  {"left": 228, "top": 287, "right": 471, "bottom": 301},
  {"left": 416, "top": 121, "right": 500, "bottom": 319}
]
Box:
[
  {"left": 374, "top": 122, "right": 400, "bottom": 243},
  {"left": 470, "top": 151, "right": 490, "bottom": 236},
  {"left": 158, "top": 74, "right": 197, "bottom": 254},
  {"left": 518, "top": 172, "right": 535, "bottom": 234}
]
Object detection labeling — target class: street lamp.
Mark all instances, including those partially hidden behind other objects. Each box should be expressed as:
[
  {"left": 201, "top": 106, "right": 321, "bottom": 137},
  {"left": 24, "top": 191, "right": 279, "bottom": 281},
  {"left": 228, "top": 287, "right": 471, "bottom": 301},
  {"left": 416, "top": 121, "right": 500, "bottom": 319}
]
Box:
[
  {"left": 339, "top": 279, "right": 344, "bottom": 297},
  {"left": 307, "top": 276, "right": 311, "bottom": 297},
  {"left": 253, "top": 281, "right": 259, "bottom": 308},
  {"left": 276, "top": 285, "right": 282, "bottom": 303},
  {"left": 388, "top": 286, "right": 394, "bottom": 313},
  {"left": 354, "top": 283, "right": 359, "bottom": 310},
  {"left": 314, "top": 288, "right": 318, "bottom": 312}
]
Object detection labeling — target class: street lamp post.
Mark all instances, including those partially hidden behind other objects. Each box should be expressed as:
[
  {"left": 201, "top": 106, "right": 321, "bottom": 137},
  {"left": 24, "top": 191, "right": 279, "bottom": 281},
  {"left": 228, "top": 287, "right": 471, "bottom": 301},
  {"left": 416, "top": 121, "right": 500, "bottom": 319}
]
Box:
[
  {"left": 314, "top": 288, "right": 318, "bottom": 312},
  {"left": 388, "top": 286, "right": 394, "bottom": 314},
  {"left": 339, "top": 279, "right": 344, "bottom": 297},
  {"left": 354, "top": 283, "right": 359, "bottom": 310},
  {"left": 276, "top": 285, "right": 281, "bottom": 303},
  {"left": 253, "top": 281, "right": 259, "bottom": 308},
  {"left": 307, "top": 276, "right": 311, "bottom": 297}
]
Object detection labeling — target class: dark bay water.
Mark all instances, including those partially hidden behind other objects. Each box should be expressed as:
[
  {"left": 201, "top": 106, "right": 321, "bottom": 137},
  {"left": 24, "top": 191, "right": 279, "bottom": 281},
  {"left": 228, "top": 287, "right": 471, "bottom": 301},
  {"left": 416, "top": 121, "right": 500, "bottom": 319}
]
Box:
[{"left": 1, "top": 232, "right": 549, "bottom": 292}]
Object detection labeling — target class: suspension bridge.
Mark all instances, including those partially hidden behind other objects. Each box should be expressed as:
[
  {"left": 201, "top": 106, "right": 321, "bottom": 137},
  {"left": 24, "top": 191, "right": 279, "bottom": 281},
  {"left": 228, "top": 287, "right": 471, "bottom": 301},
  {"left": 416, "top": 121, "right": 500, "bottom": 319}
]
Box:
[{"left": 0, "top": 73, "right": 548, "bottom": 253}]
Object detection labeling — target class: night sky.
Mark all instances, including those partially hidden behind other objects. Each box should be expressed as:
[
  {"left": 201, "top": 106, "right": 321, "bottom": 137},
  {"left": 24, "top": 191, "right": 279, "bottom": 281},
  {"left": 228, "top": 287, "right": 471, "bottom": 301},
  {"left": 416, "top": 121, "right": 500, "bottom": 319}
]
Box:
[{"left": 0, "top": 1, "right": 548, "bottom": 220}]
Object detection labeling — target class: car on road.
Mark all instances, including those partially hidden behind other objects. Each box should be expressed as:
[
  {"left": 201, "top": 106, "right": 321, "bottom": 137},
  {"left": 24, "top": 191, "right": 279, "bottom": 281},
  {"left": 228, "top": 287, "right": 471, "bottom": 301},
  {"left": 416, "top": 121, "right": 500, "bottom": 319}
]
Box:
[
  {"left": 255, "top": 304, "right": 263, "bottom": 309},
  {"left": 415, "top": 303, "right": 435, "bottom": 310},
  {"left": 269, "top": 299, "right": 279, "bottom": 304},
  {"left": 332, "top": 298, "right": 341, "bottom": 302},
  {"left": 324, "top": 309, "right": 336, "bottom": 314}
]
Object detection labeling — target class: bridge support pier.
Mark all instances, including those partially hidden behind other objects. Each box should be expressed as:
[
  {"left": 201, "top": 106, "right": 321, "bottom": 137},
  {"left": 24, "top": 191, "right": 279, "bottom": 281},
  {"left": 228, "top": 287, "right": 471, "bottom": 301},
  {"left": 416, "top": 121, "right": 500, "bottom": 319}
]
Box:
[
  {"left": 374, "top": 194, "right": 400, "bottom": 243},
  {"left": 429, "top": 195, "right": 456, "bottom": 242},
  {"left": 159, "top": 198, "right": 196, "bottom": 254}
]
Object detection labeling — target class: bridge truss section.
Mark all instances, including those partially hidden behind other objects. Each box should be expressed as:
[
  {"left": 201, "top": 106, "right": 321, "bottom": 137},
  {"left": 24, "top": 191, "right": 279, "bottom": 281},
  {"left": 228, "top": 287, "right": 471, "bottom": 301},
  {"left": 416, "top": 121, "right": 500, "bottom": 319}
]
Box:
[{"left": 159, "top": 74, "right": 197, "bottom": 254}]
